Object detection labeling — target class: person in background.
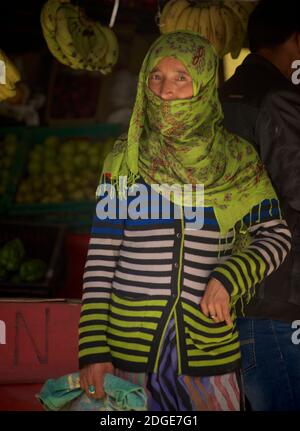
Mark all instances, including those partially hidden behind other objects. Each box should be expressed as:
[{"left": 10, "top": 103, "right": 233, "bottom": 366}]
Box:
[
  {"left": 219, "top": 0, "right": 300, "bottom": 411},
  {"left": 78, "top": 31, "right": 291, "bottom": 411}
]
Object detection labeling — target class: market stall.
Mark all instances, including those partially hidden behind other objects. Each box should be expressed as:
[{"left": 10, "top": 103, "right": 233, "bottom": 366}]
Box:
[{"left": 0, "top": 0, "right": 257, "bottom": 411}]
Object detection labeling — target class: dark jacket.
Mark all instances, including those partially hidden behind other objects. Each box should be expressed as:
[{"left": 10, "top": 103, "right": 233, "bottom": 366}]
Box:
[{"left": 219, "top": 53, "right": 300, "bottom": 322}]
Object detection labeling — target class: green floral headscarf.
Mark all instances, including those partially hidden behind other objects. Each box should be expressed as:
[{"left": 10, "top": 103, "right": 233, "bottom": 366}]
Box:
[{"left": 100, "top": 31, "right": 278, "bottom": 236}]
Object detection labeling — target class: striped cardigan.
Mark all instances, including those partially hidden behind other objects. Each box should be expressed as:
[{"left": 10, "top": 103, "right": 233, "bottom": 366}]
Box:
[{"left": 78, "top": 178, "right": 291, "bottom": 376}]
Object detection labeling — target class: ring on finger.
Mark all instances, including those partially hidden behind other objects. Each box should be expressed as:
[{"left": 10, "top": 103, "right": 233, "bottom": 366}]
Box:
[{"left": 88, "top": 385, "right": 96, "bottom": 395}]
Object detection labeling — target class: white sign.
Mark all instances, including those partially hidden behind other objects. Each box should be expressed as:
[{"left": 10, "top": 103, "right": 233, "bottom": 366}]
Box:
[
  {"left": 0, "top": 320, "right": 6, "bottom": 345},
  {"left": 0, "top": 60, "right": 6, "bottom": 84}
]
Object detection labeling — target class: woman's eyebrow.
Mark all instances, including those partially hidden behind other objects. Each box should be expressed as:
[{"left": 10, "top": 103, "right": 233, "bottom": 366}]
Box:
[{"left": 149, "top": 68, "right": 189, "bottom": 74}]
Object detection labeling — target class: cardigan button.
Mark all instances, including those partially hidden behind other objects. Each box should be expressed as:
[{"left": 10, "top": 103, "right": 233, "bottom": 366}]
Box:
[
  {"left": 176, "top": 233, "right": 181, "bottom": 239},
  {"left": 174, "top": 262, "right": 179, "bottom": 269}
]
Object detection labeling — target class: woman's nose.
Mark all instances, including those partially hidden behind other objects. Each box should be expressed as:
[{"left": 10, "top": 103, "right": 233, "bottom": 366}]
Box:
[{"left": 159, "top": 79, "right": 175, "bottom": 100}]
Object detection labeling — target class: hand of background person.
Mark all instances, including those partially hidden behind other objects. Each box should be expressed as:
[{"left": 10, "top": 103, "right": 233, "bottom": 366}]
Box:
[
  {"left": 80, "top": 362, "right": 114, "bottom": 399},
  {"left": 200, "top": 278, "right": 233, "bottom": 326}
]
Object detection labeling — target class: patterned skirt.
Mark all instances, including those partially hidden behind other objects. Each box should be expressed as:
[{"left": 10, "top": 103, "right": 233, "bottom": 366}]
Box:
[{"left": 115, "top": 317, "right": 242, "bottom": 411}]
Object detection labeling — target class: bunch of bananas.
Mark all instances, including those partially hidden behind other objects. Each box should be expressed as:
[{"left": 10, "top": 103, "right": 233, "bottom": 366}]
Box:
[
  {"left": 159, "top": 0, "right": 257, "bottom": 58},
  {"left": 0, "top": 50, "right": 21, "bottom": 101},
  {"left": 40, "top": 0, "right": 119, "bottom": 74}
]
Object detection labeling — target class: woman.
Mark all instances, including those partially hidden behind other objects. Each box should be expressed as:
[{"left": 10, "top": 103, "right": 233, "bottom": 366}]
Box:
[{"left": 78, "top": 31, "right": 291, "bottom": 411}]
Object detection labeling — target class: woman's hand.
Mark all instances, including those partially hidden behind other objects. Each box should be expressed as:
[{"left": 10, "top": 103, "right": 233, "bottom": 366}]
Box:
[
  {"left": 200, "top": 278, "right": 233, "bottom": 326},
  {"left": 80, "top": 362, "right": 114, "bottom": 400}
]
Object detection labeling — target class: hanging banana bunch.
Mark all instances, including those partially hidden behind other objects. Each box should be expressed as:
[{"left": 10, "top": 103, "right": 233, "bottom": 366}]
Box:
[
  {"left": 0, "top": 49, "right": 21, "bottom": 102},
  {"left": 40, "top": 0, "right": 119, "bottom": 74},
  {"left": 159, "top": 0, "right": 257, "bottom": 59}
]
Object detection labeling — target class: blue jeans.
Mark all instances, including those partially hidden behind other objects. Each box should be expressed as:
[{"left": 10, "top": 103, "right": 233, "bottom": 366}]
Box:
[{"left": 237, "top": 317, "right": 300, "bottom": 411}]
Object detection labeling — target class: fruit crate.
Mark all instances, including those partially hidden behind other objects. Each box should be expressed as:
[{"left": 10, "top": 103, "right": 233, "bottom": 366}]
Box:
[
  {"left": 0, "top": 127, "right": 27, "bottom": 215},
  {"left": 0, "top": 221, "right": 66, "bottom": 298},
  {"left": 6, "top": 124, "right": 120, "bottom": 230}
]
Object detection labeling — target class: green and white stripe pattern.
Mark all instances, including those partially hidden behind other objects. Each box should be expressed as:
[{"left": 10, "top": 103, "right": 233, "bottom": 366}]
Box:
[{"left": 79, "top": 183, "right": 291, "bottom": 376}]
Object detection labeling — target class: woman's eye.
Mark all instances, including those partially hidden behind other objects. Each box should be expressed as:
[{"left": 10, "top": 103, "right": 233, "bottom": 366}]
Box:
[
  {"left": 150, "top": 74, "right": 161, "bottom": 81},
  {"left": 177, "top": 75, "right": 186, "bottom": 81}
]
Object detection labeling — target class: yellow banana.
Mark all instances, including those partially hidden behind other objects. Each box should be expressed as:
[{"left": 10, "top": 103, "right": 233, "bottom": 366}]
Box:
[
  {"left": 188, "top": 6, "right": 198, "bottom": 32},
  {"left": 209, "top": 5, "right": 226, "bottom": 57},
  {"left": 71, "top": 16, "right": 110, "bottom": 72},
  {"left": 86, "top": 22, "right": 108, "bottom": 67},
  {"left": 229, "top": 1, "right": 257, "bottom": 58},
  {"left": 67, "top": 24, "right": 85, "bottom": 65},
  {"left": 0, "top": 88, "right": 8, "bottom": 102},
  {"left": 240, "top": 1, "right": 257, "bottom": 15},
  {"left": 194, "top": 6, "right": 203, "bottom": 34},
  {"left": 69, "top": 9, "right": 107, "bottom": 71},
  {"left": 40, "top": 0, "right": 58, "bottom": 34},
  {"left": 67, "top": 11, "right": 92, "bottom": 68},
  {"left": 224, "top": 1, "right": 250, "bottom": 32},
  {"left": 231, "top": 23, "right": 244, "bottom": 59},
  {"left": 55, "top": 4, "right": 85, "bottom": 69},
  {"left": 223, "top": 3, "right": 245, "bottom": 58},
  {"left": 159, "top": 0, "right": 179, "bottom": 33},
  {"left": 40, "top": 0, "right": 74, "bottom": 66},
  {"left": 198, "top": 7, "right": 212, "bottom": 42},
  {"left": 175, "top": 5, "right": 193, "bottom": 30},
  {"left": 41, "top": 0, "right": 69, "bottom": 33},
  {"left": 0, "top": 83, "right": 16, "bottom": 101},
  {"left": 40, "top": 2, "right": 52, "bottom": 34},
  {"left": 214, "top": 5, "right": 227, "bottom": 56},
  {"left": 208, "top": 6, "right": 220, "bottom": 55},
  {"left": 0, "top": 50, "right": 21, "bottom": 86},
  {"left": 44, "top": 31, "right": 73, "bottom": 66},
  {"left": 98, "top": 26, "right": 119, "bottom": 74},
  {"left": 185, "top": 6, "right": 197, "bottom": 31},
  {"left": 186, "top": 6, "right": 199, "bottom": 32},
  {"left": 197, "top": 7, "right": 204, "bottom": 35},
  {"left": 219, "top": 6, "right": 236, "bottom": 57},
  {"left": 190, "top": 6, "right": 199, "bottom": 33},
  {"left": 165, "top": 0, "right": 190, "bottom": 33}
]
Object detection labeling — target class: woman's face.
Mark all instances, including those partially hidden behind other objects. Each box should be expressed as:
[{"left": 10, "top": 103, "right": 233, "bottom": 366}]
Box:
[{"left": 148, "top": 57, "right": 193, "bottom": 101}]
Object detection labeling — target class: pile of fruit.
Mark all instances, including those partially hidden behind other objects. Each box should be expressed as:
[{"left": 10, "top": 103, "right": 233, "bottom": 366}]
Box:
[
  {"left": 41, "top": 0, "right": 119, "bottom": 74},
  {"left": 0, "top": 134, "right": 18, "bottom": 197},
  {"left": 0, "top": 50, "right": 21, "bottom": 101},
  {"left": 16, "top": 135, "right": 114, "bottom": 204},
  {"left": 0, "top": 238, "right": 47, "bottom": 284},
  {"left": 159, "top": 0, "right": 257, "bottom": 58}
]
